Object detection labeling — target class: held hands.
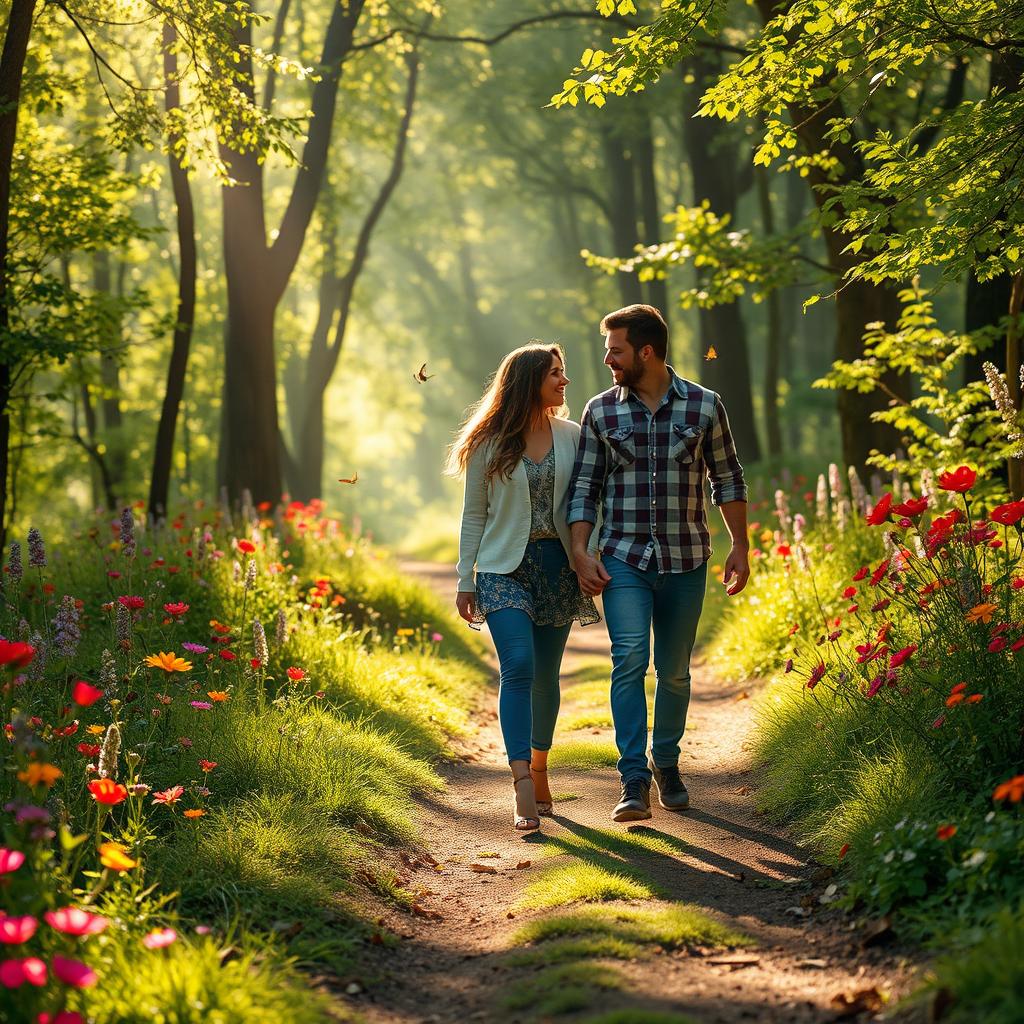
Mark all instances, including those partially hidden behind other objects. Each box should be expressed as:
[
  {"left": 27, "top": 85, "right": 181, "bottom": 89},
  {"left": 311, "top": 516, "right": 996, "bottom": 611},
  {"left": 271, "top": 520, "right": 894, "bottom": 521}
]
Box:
[
  {"left": 455, "top": 592, "right": 477, "bottom": 623},
  {"left": 721, "top": 545, "right": 750, "bottom": 596},
  {"left": 574, "top": 551, "right": 610, "bottom": 597}
]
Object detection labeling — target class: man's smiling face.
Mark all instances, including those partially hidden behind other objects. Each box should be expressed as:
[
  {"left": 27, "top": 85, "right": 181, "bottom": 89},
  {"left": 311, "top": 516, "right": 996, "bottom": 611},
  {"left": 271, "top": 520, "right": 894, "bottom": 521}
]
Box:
[{"left": 603, "top": 327, "right": 643, "bottom": 388}]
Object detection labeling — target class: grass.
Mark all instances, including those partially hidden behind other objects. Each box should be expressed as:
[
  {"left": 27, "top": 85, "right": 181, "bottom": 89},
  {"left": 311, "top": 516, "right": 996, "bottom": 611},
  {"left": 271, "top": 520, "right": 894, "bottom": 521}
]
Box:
[
  {"left": 517, "top": 862, "right": 656, "bottom": 910},
  {"left": 561, "top": 709, "right": 615, "bottom": 730},
  {"left": 502, "top": 961, "right": 627, "bottom": 1015},
  {"left": 548, "top": 738, "right": 620, "bottom": 769}
]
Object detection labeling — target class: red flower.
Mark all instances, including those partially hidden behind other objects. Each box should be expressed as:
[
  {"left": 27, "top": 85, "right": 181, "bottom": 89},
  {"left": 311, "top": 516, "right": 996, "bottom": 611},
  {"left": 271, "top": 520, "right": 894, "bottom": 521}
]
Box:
[
  {"left": 250, "top": 658, "right": 261, "bottom": 669},
  {"left": 852, "top": 566, "right": 870, "bottom": 581},
  {"left": 990, "top": 499, "right": 1024, "bottom": 526},
  {"left": 842, "top": 586, "right": 857, "bottom": 599},
  {"left": 198, "top": 760, "right": 217, "bottom": 772},
  {"left": 936, "top": 824, "right": 957, "bottom": 841},
  {"left": 219, "top": 650, "right": 236, "bottom": 662},
  {"left": 0, "top": 640, "right": 35, "bottom": 669},
  {"left": 51, "top": 955, "right": 97, "bottom": 989},
  {"left": 950, "top": 682, "right": 967, "bottom": 695},
  {"left": 76, "top": 743, "right": 101, "bottom": 757},
  {"left": 71, "top": 681, "right": 103, "bottom": 707},
  {"left": 989, "top": 637, "right": 1008, "bottom": 653},
  {"left": 807, "top": 662, "right": 826, "bottom": 689},
  {"left": 892, "top": 496, "right": 928, "bottom": 517},
  {"left": 775, "top": 544, "right": 792, "bottom": 558},
  {"left": 117, "top": 595, "right": 145, "bottom": 610},
  {"left": 286, "top": 667, "right": 305, "bottom": 681},
  {"left": 237, "top": 540, "right": 256, "bottom": 553},
  {"left": 44, "top": 907, "right": 108, "bottom": 936},
  {"left": 87, "top": 779, "right": 127, "bottom": 805},
  {"left": 53, "top": 721, "right": 79, "bottom": 738},
  {"left": 938, "top": 466, "right": 977, "bottom": 492},
  {"left": 889, "top": 644, "right": 917, "bottom": 668},
  {"left": 865, "top": 493, "right": 893, "bottom": 526},
  {"left": 838, "top": 843, "right": 850, "bottom": 860},
  {"left": 163, "top": 602, "right": 189, "bottom": 617}
]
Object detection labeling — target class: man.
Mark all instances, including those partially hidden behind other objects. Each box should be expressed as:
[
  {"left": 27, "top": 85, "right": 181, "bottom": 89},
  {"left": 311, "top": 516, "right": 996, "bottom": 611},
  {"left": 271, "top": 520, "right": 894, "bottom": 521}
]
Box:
[{"left": 568, "top": 304, "right": 750, "bottom": 822}]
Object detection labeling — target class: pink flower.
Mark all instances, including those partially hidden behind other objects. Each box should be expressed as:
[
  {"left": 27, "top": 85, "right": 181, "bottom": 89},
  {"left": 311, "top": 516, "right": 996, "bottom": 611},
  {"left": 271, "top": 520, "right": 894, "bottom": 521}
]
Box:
[
  {"left": 866, "top": 676, "right": 883, "bottom": 698},
  {"left": 71, "top": 681, "right": 104, "bottom": 707},
  {"left": 0, "top": 956, "right": 47, "bottom": 987},
  {"left": 0, "top": 849, "right": 25, "bottom": 874},
  {"left": 889, "top": 644, "right": 917, "bottom": 668},
  {"left": 0, "top": 915, "right": 37, "bottom": 944},
  {"left": 807, "top": 662, "right": 827, "bottom": 689},
  {"left": 44, "top": 907, "right": 108, "bottom": 937},
  {"left": 190, "top": 701, "right": 213, "bottom": 710},
  {"left": 52, "top": 955, "right": 97, "bottom": 988},
  {"left": 153, "top": 786, "right": 185, "bottom": 806},
  {"left": 182, "top": 642, "right": 208, "bottom": 654},
  {"left": 142, "top": 927, "right": 178, "bottom": 949},
  {"left": 431, "top": 632, "right": 443, "bottom": 644},
  {"left": 38, "top": 1012, "right": 85, "bottom": 1024},
  {"left": 989, "top": 637, "right": 1008, "bottom": 653}
]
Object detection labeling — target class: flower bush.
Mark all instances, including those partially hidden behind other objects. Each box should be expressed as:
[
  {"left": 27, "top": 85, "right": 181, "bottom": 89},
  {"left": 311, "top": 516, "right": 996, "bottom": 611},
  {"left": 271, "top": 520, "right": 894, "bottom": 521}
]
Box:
[{"left": 1, "top": 497, "right": 485, "bottom": 1020}]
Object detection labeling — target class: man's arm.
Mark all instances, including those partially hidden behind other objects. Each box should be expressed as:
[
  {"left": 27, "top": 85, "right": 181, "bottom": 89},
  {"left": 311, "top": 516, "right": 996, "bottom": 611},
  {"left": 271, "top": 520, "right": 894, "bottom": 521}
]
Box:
[
  {"left": 568, "top": 405, "right": 610, "bottom": 596},
  {"left": 704, "top": 395, "right": 749, "bottom": 595}
]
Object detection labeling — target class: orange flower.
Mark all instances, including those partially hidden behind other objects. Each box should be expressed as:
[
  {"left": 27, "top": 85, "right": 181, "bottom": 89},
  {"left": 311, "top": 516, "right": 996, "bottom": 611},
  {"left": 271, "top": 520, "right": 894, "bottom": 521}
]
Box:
[
  {"left": 207, "top": 691, "right": 230, "bottom": 703},
  {"left": 993, "top": 774, "right": 1024, "bottom": 803},
  {"left": 967, "top": 694, "right": 984, "bottom": 704},
  {"left": 945, "top": 693, "right": 965, "bottom": 707},
  {"left": 88, "top": 778, "right": 128, "bottom": 805},
  {"left": 950, "top": 682, "right": 968, "bottom": 695},
  {"left": 965, "top": 603, "right": 998, "bottom": 625},
  {"left": 98, "top": 842, "right": 137, "bottom": 871},
  {"left": 86, "top": 724, "right": 105, "bottom": 736},
  {"left": 183, "top": 809, "right": 205, "bottom": 819},
  {"left": 145, "top": 651, "right": 192, "bottom": 673},
  {"left": 17, "top": 762, "right": 63, "bottom": 788},
  {"left": 936, "top": 824, "right": 957, "bottom": 841}
]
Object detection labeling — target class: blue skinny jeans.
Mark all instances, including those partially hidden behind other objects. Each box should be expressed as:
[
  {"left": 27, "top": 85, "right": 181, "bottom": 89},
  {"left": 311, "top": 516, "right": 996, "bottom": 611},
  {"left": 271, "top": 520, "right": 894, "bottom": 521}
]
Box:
[
  {"left": 487, "top": 607, "right": 571, "bottom": 764},
  {"left": 602, "top": 555, "right": 707, "bottom": 783}
]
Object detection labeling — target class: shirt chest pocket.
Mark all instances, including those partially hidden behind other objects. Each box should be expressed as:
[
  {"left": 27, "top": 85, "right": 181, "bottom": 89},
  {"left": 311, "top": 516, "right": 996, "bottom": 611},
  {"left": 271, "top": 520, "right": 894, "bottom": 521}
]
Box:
[
  {"left": 601, "top": 425, "right": 636, "bottom": 469},
  {"left": 669, "top": 423, "right": 704, "bottom": 465}
]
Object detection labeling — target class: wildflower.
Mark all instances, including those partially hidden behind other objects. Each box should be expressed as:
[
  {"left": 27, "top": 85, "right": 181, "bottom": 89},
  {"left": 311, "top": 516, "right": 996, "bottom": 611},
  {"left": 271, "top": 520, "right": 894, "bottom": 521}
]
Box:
[
  {"left": 275, "top": 609, "right": 287, "bottom": 648},
  {"left": 842, "top": 586, "right": 857, "bottom": 599},
  {"left": 936, "top": 825, "right": 957, "bottom": 841},
  {"left": 793, "top": 513, "right": 806, "bottom": 544},
  {"left": 852, "top": 566, "right": 870, "bottom": 581},
  {"left": 0, "top": 849, "right": 25, "bottom": 874},
  {"left": 984, "top": 361, "right": 1022, "bottom": 441},
  {"left": 219, "top": 650, "right": 236, "bottom": 662},
  {"left": 838, "top": 843, "right": 850, "bottom": 860},
  {"left": 98, "top": 842, "right": 137, "bottom": 871},
  {"left": 87, "top": 779, "right": 127, "bottom": 805},
  {"left": 0, "top": 915, "right": 37, "bottom": 943},
  {"left": 207, "top": 691, "right": 229, "bottom": 703},
  {"left": 871, "top": 598, "right": 892, "bottom": 613},
  {"left": 0, "top": 639, "right": 35, "bottom": 669},
  {"left": 183, "top": 809, "right": 205, "bottom": 819},
  {"left": 118, "top": 595, "right": 145, "bottom": 610},
  {"left": 967, "top": 694, "right": 984, "bottom": 703},
  {"left": 286, "top": 666, "right": 305, "bottom": 681},
  {"left": 163, "top": 602, "right": 189, "bottom": 617},
  {"left": 784, "top": 657, "right": 794, "bottom": 674},
  {"left": 27, "top": 527, "right": 45, "bottom": 567},
  {"left": 990, "top": 500, "right": 1024, "bottom": 526},
  {"left": 53, "top": 721, "right": 79, "bottom": 738},
  {"left": 237, "top": 540, "right": 256, "bottom": 553},
  {"left": 52, "top": 955, "right": 97, "bottom": 989},
  {"left": 178, "top": 736, "right": 193, "bottom": 749},
  {"left": 142, "top": 927, "right": 178, "bottom": 949},
  {"left": 932, "top": 715, "right": 946, "bottom": 729},
  {"left": 244, "top": 558, "right": 257, "bottom": 591},
  {"left": 865, "top": 493, "right": 893, "bottom": 525},
  {"left": 115, "top": 603, "right": 132, "bottom": 650},
  {"left": 774, "top": 488, "right": 792, "bottom": 536},
  {"left": 889, "top": 644, "right": 917, "bottom": 668},
  {"left": 190, "top": 701, "right": 213, "bottom": 710},
  {"left": 950, "top": 682, "right": 967, "bottom": 695},
  {"left": 100, "top": 648, "right": 117, "bottom": 699},
  {"left": 938, "top": 466, "right": 977, "bottom": 492},
  {"left": 72, "top": 681, "right": 103, "bottom": 707},
  {"left": 85, "top": 724, "right": 104, "bottom": 736},
  {"left": 869, "top": 559, "right": 891, "bottom": 586},
  {"left": 153, "top": 786, "right": 184, "bottom": 806},
  {"left": 993, "top": 774, "right": 1024, "bottom": 802},
  {"left": 815, "top": 474, "right": 828, "bottom": 519},
  {"left": 182, "top": 642, "right": 208, "bottom": 654},
  {"left": 988, "top": 637, "right": 1008, "bottom": 653},
  {"left": 807, "top": 662, "right": 826, "bottom": 689},
  {"left": 44, "top": 908, "right": 108, "bottom": 936},
  {"left": 775, "top": 544, "right": 791, "bottom": 558},
  {"left": 0, "top": 956, "right": 47, "bottom": 987},
  {"left": 1012, "top": 636, "right": 1024, "bottom": 652},
  {"left": 946, "top": 693, "right": 965, "bottom": 707},
  {"left": 145, "top": 652, "right": 192, "bottom": 672},
  {"left": 253, "top": 619, "right": 269, "bottom": 665},
  {"left": 7, "top": 542, "right": 22, "bottom": 583},
  {"left": 431, "top": 632, "right": 443, "bottom": 644},
  {"left": 198, "top": 760, "right": 217, "bottom": 772},
  {"left": 120, "top": 507, "right": 136, "bottom": 559},
  {"left": 892, "top": 496, "right": 928, "bottom": 517},
  {"left": 76, "top": 743, "right": 101, "bottom": 758},
  {"left": 97, "top": 723, "right": 121, "bottom": 780},
  {"left": 128, "top": 784, "right": 151, "bottom": 797},
  {"left": 965, "top": 603, "right": 998, "bottom": 625},
  {"left": 17, "top": 763, "right": 62, "bottom": 788}
]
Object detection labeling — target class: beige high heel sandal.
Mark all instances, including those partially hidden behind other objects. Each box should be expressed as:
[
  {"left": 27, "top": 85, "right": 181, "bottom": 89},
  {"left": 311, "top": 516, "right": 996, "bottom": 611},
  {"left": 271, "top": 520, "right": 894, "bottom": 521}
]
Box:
[
  {"left": 530, "top": 766, "right": 553, "bottom": 816},
  {"left": 511, "top": 763, "right": 540, "bottom": 831}
]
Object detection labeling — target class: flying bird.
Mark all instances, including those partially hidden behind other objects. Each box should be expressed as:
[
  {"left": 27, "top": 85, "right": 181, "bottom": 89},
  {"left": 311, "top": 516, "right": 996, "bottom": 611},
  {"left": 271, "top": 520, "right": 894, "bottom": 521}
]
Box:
[
  {"left": 414, "top": 362, "right": 434, "bottom": 382},
  {"left": 337, "top": 473, "right": 359, "bottom": 485}
]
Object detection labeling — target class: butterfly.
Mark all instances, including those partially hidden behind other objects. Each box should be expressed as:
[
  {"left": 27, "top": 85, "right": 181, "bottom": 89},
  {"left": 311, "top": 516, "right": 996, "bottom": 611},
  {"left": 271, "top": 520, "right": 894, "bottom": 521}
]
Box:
[
  {"left": 337, "top": 473, "right": 359, "bottom": 485},
  {"left": 413, "top": 362, "right": 434, "bottom": 382},
  {"left": 705, "top": 346, "right": 717, "bottom": 360}
]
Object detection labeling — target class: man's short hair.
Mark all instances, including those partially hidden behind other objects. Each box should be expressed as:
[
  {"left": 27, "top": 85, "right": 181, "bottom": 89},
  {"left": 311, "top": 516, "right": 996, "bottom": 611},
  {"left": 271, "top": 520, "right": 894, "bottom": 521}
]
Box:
[{"left": 600, "top": 304, "right": 668, "bottom": 361}]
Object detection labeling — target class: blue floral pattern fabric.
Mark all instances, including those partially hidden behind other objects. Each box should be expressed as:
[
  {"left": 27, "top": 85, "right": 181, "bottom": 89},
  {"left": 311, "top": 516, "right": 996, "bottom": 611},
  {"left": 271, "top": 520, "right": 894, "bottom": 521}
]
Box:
[{"left": 524, "top": 447, "right": 558, "bottom": 540}]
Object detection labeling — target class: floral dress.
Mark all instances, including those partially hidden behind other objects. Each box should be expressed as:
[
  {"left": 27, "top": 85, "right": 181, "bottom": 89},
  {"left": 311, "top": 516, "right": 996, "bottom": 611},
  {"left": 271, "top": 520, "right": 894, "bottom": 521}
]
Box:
[{"left": 473, "top": 446, "right": 600, "bottom": 629}]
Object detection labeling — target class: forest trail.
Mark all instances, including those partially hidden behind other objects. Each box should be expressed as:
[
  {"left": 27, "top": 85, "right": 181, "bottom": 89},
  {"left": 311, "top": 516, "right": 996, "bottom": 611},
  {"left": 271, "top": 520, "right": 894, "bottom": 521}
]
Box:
[{"left": 343, "top": 561, "right": 925, "bottom": 1024}]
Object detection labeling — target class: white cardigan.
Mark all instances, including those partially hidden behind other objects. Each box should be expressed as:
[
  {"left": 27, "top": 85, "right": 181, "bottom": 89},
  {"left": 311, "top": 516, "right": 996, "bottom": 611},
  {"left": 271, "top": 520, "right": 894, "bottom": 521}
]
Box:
[{"left": 456, "top": 417, "right": 581, "bottom": 593}]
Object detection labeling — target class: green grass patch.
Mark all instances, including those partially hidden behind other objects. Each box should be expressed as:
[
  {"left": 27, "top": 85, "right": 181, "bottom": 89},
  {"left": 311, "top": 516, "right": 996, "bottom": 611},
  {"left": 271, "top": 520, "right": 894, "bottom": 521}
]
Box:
[
  {"left": 548, "top": 738, "right": 620, "bottom": 769},
  {"left": 562, "top": 709, "right": 614, "bottom": 730},
  {"left": 506, "top": 934, "right": 646, "bottom": 965},
  {"left": 551, "top": 792, "right": 580, "bottom": 802},
  {"left": 516, "top": 862, "right": 656, "bottom": 910},
  {"left": 502, "top": 961, "right": 626, "bottom": 1016}
]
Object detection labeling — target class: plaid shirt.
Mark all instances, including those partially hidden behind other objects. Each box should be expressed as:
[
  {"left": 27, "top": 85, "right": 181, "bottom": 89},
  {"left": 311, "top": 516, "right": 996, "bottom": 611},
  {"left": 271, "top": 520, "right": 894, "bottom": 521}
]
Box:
[{"left": 567, "top": 367, "right": 747, "bottom": 572}]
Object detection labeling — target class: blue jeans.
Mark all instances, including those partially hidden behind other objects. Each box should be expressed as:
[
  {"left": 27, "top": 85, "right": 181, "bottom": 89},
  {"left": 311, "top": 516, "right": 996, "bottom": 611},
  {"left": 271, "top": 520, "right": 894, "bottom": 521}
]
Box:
[
  {"left": 487, "top": 607, "right": 572, "bottom": 763},
  {"left": 602, "top": 555, "right": 707, "bottom": 783}
]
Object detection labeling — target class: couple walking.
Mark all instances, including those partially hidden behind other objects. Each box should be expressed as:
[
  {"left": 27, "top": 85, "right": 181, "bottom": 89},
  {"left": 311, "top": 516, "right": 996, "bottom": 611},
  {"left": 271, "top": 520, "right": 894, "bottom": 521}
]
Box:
[{"left": 448, "top": 305, "right": 750, "bottom": 831}]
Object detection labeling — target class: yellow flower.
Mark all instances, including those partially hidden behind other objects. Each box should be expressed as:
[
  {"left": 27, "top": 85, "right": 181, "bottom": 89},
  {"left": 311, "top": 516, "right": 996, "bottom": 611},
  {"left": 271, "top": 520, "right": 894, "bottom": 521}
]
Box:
[
  {"left": 144, "top": 651, "right": 193, "bottom": 673},
  {"left": 760, "top": 528, "right": 774, "bottom": 543},
  {"left": 86, "top": 724, "right": 105, "bottom": 736},
  {"left": 965, "top": 602, "right": 998, "bottom": 625},
  {"left": 207, "top": 691, "right": 230, "bottom": 703},
  {"left": 17, "top": 762, "right": 63, "bottom": 788},
  {"left": 396, "top": 628, "right": 415, "bottom": 637},
  {"left": 98, "top": 841, "right": 137, "bottom": 872}
]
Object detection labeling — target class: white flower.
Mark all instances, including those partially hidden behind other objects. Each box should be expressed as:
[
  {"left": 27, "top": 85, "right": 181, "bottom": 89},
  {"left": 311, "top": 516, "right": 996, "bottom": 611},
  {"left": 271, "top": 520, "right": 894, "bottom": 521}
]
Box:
[{"left": 964, "top": 850, "right": 987, "bottom": 869}]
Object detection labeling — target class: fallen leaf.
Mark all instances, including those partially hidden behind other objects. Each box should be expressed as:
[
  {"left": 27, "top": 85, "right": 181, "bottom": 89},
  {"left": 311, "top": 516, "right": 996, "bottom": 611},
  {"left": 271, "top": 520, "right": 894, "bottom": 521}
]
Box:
[
  {"left": 796, "top": 958, "right": 828, "bottom": 969},
  {"left": 708, "top": 956, "right": 760, "bottom": 969},
  {"left": 830, "top": 986, "right": 885, "bottom": 1018},
  {"left": 733, "top": 690, "right": 750, "bottom": 701},
  {"left": 470, "top": 863, "right": 498, "bottom": 874},
  {"left": 369, "top": 932, "right": 384, "bottom": 946},
  {"left": 506, "top": 912, "right": 515, "bottom": 919},
  {"left": 411, "top": 904, "right": 443, "bottom": 921},
  {"left": 733, "top": 785, "right": 752, "bottom": 796},
  {"left": 515, "top": 860, "right": 531, "bottom": 870},
  {"left": 419, "top": 853, "right": 439, "bottom": 866}
]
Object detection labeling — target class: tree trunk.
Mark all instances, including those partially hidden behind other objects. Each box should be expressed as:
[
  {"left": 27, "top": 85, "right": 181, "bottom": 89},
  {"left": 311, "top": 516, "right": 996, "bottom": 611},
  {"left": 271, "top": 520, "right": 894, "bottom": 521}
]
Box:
[
  {"left": 600, "top": 122, "right": 644, "bottom": 308},
  {"left": 683, "top": 52, "right": 761, "bottom": 462},
  {"left": 632, "top": 106, "right": 669, "bottom": 324},
  {"left": 149, "top": 18, "right": 198, "bottom": 520},
  {"left": 756, "top": 169, "right": 783, "bottom": 457},
  {"left": 0, "top": 0, "right": 37, "bottom": 551},
  {"left": 92, "top": 250, "right": 126, "bottom": 497}
]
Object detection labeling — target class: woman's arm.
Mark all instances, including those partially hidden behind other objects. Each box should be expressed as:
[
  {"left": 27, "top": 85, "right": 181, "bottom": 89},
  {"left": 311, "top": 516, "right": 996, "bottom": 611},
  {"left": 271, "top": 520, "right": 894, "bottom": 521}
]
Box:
[{"left": 455, "top": 444, "right": 488, "bottom": 594}]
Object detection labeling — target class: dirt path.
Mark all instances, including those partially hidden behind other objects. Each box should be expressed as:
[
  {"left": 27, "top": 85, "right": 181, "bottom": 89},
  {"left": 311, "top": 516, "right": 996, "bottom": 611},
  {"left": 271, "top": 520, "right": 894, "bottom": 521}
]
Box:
[{"left": 343, "top": 561, "right": 924, "bottom": 1024}]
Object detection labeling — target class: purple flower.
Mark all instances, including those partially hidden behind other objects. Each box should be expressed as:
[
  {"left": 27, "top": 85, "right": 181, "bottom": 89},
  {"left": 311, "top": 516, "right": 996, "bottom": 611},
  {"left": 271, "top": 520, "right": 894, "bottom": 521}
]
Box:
[
  {"left": 190, "top": 701, "right": 213, "bottom": 710},
  {"left": 15, "top": 806, "right": 50, "bottom": 824},
  {"left": 182, "top": 642, "right": 209, "bottom": 654}
]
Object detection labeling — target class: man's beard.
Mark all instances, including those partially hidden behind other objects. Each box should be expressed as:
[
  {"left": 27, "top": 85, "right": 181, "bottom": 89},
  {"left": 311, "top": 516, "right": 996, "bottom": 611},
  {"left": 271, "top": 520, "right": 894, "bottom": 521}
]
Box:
[{"left": 612, "top": 361, "right": 642, "bottom": 388}]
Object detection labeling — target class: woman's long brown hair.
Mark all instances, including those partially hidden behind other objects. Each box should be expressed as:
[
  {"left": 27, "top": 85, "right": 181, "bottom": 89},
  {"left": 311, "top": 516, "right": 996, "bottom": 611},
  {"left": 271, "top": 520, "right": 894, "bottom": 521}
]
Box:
[{"left": 446, "top": 343, "right": 568, "bottom": 482}]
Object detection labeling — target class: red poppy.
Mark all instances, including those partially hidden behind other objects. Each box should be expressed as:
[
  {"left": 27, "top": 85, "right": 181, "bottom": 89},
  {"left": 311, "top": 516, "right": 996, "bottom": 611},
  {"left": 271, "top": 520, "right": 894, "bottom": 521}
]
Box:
[
  {"left": 76, "top": 743, "right": 101, "bottom": 757},
  {"left": 936, "top": 824, "right": 957, "bottom": 841},
  {"left": 865, "top": 493, "right": 893, "bottom": 525},
  {"left": 219, "top": 650, "right": 236, "bottom": 662},
  {"left": 990, "top": 500, "right": 1024, "bottom": 526},
  {"left": 852, "top": 566, "right": 870, "bottom": 581},
  {"left": 842, "top": 586, "right": 857, "bottom": 599},
  {"left": 0, "top": 639, "right": 36, "bottom": 669},
  {"left": 71, "top": 682, "right": 103, "bottom": 707},
  {"left": 237, "top": 540, "right": 256, "bottom": 553},
  {"left": 163, "top": 602, "right": 189, "bottom": 617},
  {"left": 892, "top": 496, "right": 928, "bottom": 517},
  {"left": 938, "top": 466, "right": 977, "bottom": 492},
  {"left": 775, "top": 544, "right": 792, "bottom": 558},
  {"left": 286, "top": 667, "right": 305, "bottom": 681},
  {"left": 869, "top": 559, "right": 891, "bottom": 586},
  {"left": 889, "top": 644, "right": 917, "bottom": 668},
  {"left": 87, "top": 779, "right": 128, "bottom": 805}
]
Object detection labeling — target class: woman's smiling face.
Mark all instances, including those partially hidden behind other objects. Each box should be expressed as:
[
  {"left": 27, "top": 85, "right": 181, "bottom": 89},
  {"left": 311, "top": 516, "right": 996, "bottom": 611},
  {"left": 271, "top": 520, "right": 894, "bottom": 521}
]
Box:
[{"left": 539, "top": 354, "right": 569, "bottom": 410}]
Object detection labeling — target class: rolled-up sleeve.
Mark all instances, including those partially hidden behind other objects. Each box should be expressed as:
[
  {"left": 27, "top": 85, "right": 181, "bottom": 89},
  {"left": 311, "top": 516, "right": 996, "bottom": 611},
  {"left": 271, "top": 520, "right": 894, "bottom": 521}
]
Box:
[
  {"left": 455, "top": 445, "right": 489, "bottom": 592},
  {"left": 704, "top": 395, "right": 747, "bottom": 506},
  {"left": 568, "top": 404, "right": 605, "bottom": 525}
]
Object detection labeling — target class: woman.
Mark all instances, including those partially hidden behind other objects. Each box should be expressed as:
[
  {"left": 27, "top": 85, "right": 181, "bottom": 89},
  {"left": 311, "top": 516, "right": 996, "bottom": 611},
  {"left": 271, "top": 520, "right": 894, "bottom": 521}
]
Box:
[{"left": 447, "top": 344, "right": 599, "bottom": 831}]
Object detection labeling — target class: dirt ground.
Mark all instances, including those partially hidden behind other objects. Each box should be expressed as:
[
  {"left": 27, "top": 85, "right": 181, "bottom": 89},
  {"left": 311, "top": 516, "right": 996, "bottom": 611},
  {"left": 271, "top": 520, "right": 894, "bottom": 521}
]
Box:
[{"left": 336, "top": 562, "right": 929, "bottom": 1024}]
